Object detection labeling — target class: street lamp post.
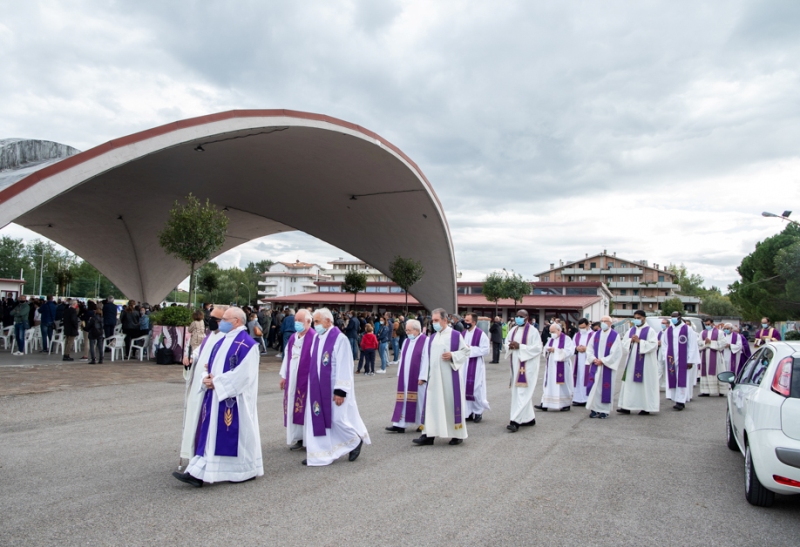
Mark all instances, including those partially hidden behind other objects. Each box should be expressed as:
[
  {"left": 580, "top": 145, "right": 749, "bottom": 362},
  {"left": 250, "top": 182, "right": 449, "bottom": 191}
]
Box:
[
  {"left": 762, "top": 211, "right": 799, "bottom": 227},
  {"left": 240, "top": 283, "right": 251, "bottom": 306}
]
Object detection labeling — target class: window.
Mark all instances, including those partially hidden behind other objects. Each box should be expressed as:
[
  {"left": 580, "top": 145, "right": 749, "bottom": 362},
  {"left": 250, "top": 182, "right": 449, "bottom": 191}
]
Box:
[
  {"left": 378, "top": 287, "right": 389, "bottom": 293},
  {"left": 750, "top": 349, "right": 774, "bottom": 386},
  {"left": 737, "top": 349, "right": 762, "bottom": 384},
  {"left": 622, "top": 304, "right": 627, "bottom": 309},
  {"left": 607, "top": 276, "right": 614, "bottom": 282},
  {"left": 578, "top": 263, "right": 584, "bottom": 269},
  {"left": 590, "top": 262, "right": 596, "bottom": 269},
  {"left": 457, "top": 286, "right": 468, "bottom": 294},
  {"left": 633, "top": 290, "right": 639, "bottom": 296},
  {"left": 568, "top": 276, "right": 574, "bottom": 281},
  {"left": 566, "top": 288, "right": 582, "bottom": 295},
  {"left": 619, "top": 276, "right": 626, "bottom": 282},
  {"left": 608, "top": 262, "right": 614, "bottom": 268},
  {"left": 664, "top": 291, "right": 669, "bottom": 296},
  {"left": 472, "top": 286, "right": 482, "bottom": 295},
  {"left": 578, "top": 276, "right": 586, "bottom": 282},
  {"left": 366, "top": 286, "right": 377, "bottom": 293},
  {"left": 620, "top": 263, "right": 626, "bottom": 268},
  {"left": 648, "top": 304, "right": 653, "bottom": 308},
  {"left": 620, "top": 290, "right": 627, "bottom": 296},
  {"left": 390, "top": 286, "right": 404, "bottom": 293},
  {"left": 633, "top": 276, "right": 640, "bottom": 282},
  {"left": 542, "top": 276, "right": 550, "bottom": 281},
  {"left": 658, "top": 275, "right": 665, "bottom": 282}
]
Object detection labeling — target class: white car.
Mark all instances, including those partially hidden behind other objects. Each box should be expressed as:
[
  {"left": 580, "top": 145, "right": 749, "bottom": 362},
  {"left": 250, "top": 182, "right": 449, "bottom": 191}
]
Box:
[{"left": 718, "top": 341, "right": 800, "bottom": 506}]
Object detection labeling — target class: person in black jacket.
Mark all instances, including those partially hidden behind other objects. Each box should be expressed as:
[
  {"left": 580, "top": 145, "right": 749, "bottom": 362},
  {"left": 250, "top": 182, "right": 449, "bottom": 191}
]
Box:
[
  {"left": 120, "top": 301, "right": 141, "bottom": 357},
  {"left": 489, "top": 316, "right": 504, "bottom": 363},
  {"left": 88, "top": 308, "right": 104, "bottom": 364},
  {"left": 62, "top": 300, "right": 80, "bottom": 362},
  {"left": 102, "top": 296, "right": 118, "bottom": 340},
  {"left": 344, "top": 311, "right": 360, "bottom": 359}
]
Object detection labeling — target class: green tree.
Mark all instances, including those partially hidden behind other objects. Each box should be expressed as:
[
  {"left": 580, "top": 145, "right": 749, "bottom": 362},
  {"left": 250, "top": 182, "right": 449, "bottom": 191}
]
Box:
[
  {"left": 482, "top": 272, "right": 506, "bottom": 316},
  {"left": 666, "top": 263, "right": 706, "bottom": 296},
  {"left": 729, "top": 223, "right": 800, "bottom": 321},
  {"left": 388, "top": 255, "right": 425, "bottom": 314},
  {"left": 0, "top": 236, "right": 31, "bottom": 282},
  {"left": 198, "top": 268, "right": 219, "bottom": 295},
  {"left": 661, "top": 297, "right": 684, "bottom": 316},
  {"left": 699, "top": 293, "right": 740, "bottom": 317},
  {"left": 342, "top": 270, "right": 368, "bottom": 308},
  {"left": 503, "top": 273, "right": 531, "bottom": 306},
  {"left": 158, "top": 193, "right": 229, "bottom": 308}
]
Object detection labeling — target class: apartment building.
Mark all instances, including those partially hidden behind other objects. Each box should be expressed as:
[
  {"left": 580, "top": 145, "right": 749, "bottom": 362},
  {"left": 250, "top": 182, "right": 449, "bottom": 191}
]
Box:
[
  {"left": 533, "top": 251, "right": 701, "bottom": 317},
  {"left": 257, "top": 261, "right": 327, "bottom": 299}
]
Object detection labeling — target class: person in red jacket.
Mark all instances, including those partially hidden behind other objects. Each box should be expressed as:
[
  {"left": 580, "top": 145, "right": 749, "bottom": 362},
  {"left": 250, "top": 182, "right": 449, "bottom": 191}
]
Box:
[{"left": 359, "top": 324, "right": 378, "bottom": 376}]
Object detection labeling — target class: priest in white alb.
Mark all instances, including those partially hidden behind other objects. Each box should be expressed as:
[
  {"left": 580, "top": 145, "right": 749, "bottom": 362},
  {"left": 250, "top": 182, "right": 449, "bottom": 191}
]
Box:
[
  {"left": 504, "top": 309, "right": 543, "bottom": 432},
  {"left": 279, "top": 308, "right": 314, "bottom": 451},
  {"left": 413, "top": 308, "right": 470, "bottom": 446},
  {"left": 660, "top": 311, "right": 701, "bottom": 411},
  {"left": 571, "top": 318, "right": 594, "bottom": 406},
  {"left": 584, "top": 315, "right": 623, "bottom": 419},
  {"left": 722, "top": 323, "right": 745, "bottom": 377},
  {"left": 177, "top": 306, "right": 225, "bottom": 472},
  {"left": 699, "top": 317, "right": 726, "bottom": 397},
  {"left": 386, "top": 319, "right": 428, "bottom": 433},
  {"left": 174, "top": 307, "right": 263, "bottom": 487},
  {"left": 617, "top": 310, "right": 660, "bottom": 415},
  {"left": 536, "top": 322, "right": 575, "bottom": 412},
  {"left": 303, "top": 308, "right": 370, "bottom": 466},
  {"left": 460, "top": 313, "right": 491, "bottom": 423}
]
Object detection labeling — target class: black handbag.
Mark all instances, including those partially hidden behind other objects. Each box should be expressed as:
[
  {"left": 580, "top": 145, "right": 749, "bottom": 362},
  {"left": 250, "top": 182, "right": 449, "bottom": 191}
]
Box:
[{"left": 156, "top": 347, "right": 174, "bottom": 365}]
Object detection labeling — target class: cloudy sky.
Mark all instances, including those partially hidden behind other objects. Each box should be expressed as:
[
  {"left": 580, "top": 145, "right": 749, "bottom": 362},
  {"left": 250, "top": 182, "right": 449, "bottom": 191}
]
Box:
[{"left": 2, "top": 0, "right": 799, "bottom": 291}]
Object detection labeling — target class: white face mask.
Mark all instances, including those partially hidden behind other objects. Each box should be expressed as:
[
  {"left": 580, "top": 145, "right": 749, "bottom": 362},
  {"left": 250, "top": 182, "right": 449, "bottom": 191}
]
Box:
[{"left": 579, "top": 327, "right": 588, "bottom": 333}]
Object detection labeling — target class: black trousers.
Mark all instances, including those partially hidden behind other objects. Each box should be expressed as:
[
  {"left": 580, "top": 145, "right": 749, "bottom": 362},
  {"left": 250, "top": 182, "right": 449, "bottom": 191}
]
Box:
[{"left": 492, "top": 342, "right": 502, "bottom": 363}]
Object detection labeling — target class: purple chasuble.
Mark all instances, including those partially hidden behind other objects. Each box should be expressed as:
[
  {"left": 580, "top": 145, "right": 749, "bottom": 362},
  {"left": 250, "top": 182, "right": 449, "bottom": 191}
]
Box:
[
  {"left": 625, "top": 327, "right": 650, "bottom": 383},
  {"left": 700, "top": 328, "right": 721, "bottom": 377},
  {"left": 590, "top": 330, "right": 618, "bottom": 404},
  {"left": 308, "top": 327, "right": 342, "bottom": 437},
  {"left": 728, "top": 332, "right": 740, "bottom": 376},
  {"left": 462, "top": 328, "right": 483, "bottom": 401},
  {"left": 283, "top": 331, "right": 314, "bottom": 427},
  {"left": 666, "top": 324, "right": 689, "bottom": 389},
  {"left": 544, "top": 333, "right": 566, "bottom": 386},
  {"left": 510, "top": 324, "right": 532, "bottom": 387},
  {"left": 422, "top": 330, "right": 464, "bottom": 429},
  {"left": 195, "top": 330, "right": 255, "bottom": 458},
  {"left": 391, "top": 335, "right": 427, "bottom": 423},
  {"left": 739, "top": 334, "right": 751, "bottom": 374}
]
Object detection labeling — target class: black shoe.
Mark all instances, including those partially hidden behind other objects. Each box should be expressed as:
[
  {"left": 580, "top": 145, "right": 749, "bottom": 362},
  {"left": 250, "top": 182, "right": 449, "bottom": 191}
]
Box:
[
  {"left": 673, "top": 403, "right": 685, "bottom": 411},
  {"left": 98, "top": 360, "right": 104, "bottom": 364},
  {"left": 349, "top": 440, "right": 363, "bottom": 461},
  {"left": 63, "top": 356, "right": 74, "bottom": 361},
  {"left": 522, "top": 419, "right": 536, "bottom": 426},
  {"left": 301, "top": 459, "right": 307, "bottom": 465},
  {"left": 412, "top": 434, "right": 434, "bottom": 445},
  {"left": 449, "top": 438, "right": 463, "bottom": 445},
  {"left": 385, "top": 426, "right": 406, "bottom": 433},
  {"left": 507, "top": 421, "right": 519, "bottom": 432},
  {"left": 617, "top": 408, "right": 631, "bottom": 414},
  {"left": 572, "top": 402, "right": 586, "bottom": 407},
  {"left": 466, "top": 414, "right": 475, "bottom": 421},
  {"left": 289, "top": 440, "right": 304, "bottom": 451},
  {"left": 590, "top": 411, "right": 598, "bottom": 418},
  {"left": 639, "top": 411, "right": 650, "bottom": 415},
  {"left": 718, "top": 394, "right": 725, "bottom": 397},
  {"left": 560, "top": 406, "right": 571, "bottom": 412},
  {"left": 172, "top": 471, "right": 203, "bottom": 487},
  {"left": 699, "top": 393, "right": 710, "bottom": 397},
  {"left": 534, "top": 404, "right": 547, "bottom": 411},
  {"left": 89, "top": 360, "right": 96, "bottom": 364},
  {"left": 473, "top": 414, "right": 483, "bottom": 423},
  {"left": 598, "top": 413, "right": 608, "bottom": 419}
]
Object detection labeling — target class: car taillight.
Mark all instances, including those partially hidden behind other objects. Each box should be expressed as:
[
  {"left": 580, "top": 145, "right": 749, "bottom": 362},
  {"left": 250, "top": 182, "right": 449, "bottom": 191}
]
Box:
[
  {"left": 772, "top": 357, "right": 793, "bottom": 397},
  {"left": 773, "top": 475, "right": 800, "bottom": 488}
]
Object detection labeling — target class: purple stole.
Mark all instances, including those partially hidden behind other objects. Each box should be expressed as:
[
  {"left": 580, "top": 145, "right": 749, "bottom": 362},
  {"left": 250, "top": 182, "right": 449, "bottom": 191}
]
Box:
[
  {"left": 510, "top": 324, "right": 532, "bottom": 387},
  {"left": 283, "top": 331, "right": 314, "bottom": 427},
  {"left": 308, "top": 327, "right": 342, "bottom": 437},
  {"left": 728, "top": 332, "right": 740, "bottom": 376},
  {"left": 589, "top": 330, "right": 618, "bottom": 404},
  {"left": 545, "top": 333, "right": 567, "bottom": 386},
  {"left": 625, "top": 327, "right": 650, "bottom": 383},
  {"left": 462, "top": 328, "right": 483, "bottom": 401},
  {"left": 572, "top": 331, "right": 592, "bottom": 387},
  {"left": 666, "top": 324, "right": 689, "bottom": 389},
  {"left": 739, "top": 336, "right": 751, "bottom": 374},
  {"left": 700, "top": 328, "right": 721, "bottom": 377},
  {"left": 422, "top": 330, "right": 464, "bottom": 430},
  {"left": 392, "top": 335, "right": 427, "bottom": 423},
  {"left": 195, "top": 330, "right": 255, "bottom": 458}
]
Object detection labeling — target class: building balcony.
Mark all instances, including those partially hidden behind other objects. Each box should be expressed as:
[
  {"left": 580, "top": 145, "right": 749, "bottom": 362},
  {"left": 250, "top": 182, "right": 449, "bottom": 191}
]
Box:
[
  {"left": 258, "top": 290, "right": 278, "bottom": 297},
  {"left": 258, "top": 281, "right": 278, "bottom": 287},
  {"left": 612, "top": 296, "right": 659, "bottom": 303},
  {"left": 608, "top": 282, "right": 680, "bottom": 289}
]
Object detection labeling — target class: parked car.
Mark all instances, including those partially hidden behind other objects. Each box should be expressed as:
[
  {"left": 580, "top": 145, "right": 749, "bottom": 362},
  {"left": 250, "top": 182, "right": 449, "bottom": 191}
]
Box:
[{"left": 718, "top": 341, "right": 800, "bottom": 506}]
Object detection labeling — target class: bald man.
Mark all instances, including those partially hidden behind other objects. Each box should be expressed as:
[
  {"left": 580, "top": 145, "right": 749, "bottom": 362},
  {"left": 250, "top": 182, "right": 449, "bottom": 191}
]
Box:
[
  {"left": 280, "top": 309, "right": 314, "bottom": 451},
  {"left": 583, "top": 316, "right": 623, "bottom": 419}
]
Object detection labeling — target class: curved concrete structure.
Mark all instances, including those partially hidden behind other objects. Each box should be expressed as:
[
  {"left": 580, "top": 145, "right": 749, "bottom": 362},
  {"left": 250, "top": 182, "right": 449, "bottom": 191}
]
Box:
[{"left": 0, "top": 110, "right": 457, "bottom": 310}]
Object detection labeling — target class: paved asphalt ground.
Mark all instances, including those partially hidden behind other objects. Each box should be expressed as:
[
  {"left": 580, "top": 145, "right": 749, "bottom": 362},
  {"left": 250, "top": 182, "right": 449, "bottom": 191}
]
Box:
[{"left": 1, "top": 350, "right": 798, "bottom": 546}]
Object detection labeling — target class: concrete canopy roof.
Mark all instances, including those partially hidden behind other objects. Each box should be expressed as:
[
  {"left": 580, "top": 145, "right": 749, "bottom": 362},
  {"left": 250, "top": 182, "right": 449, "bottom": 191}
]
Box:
[{"left": 0, "top": 110, "right": 457, "bottom": 311}]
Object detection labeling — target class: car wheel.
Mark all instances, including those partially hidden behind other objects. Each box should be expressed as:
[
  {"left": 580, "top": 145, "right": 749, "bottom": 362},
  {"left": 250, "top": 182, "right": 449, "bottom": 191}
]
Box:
[
  {"left": 744, "top": 442, "right": 775, "bottom": 507},
  {"left": 726, "top": 410, "right": 738, "bottom": 451}
]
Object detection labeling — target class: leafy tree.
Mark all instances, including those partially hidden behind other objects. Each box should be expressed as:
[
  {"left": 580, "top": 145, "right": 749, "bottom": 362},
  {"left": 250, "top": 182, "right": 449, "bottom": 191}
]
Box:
[
  {"left": 158, "top": 193, "right": 229, "bottom": 308},
  {"left": 388, "top": 255, "right": 425, "bottom": 314},
  {"left": 699, "top": 293, "right": 740, "bottom": 317},
  {"left": 0, "top": 236, "right": 31, "bottom": 281},
  {"left": 661, "top": 297, "right": 685, "bottom": 316},
  {"left": 198, "top": 269, "right": 219, "bottom": 295},
  {"left": 729, "top": 223, "right": 800, "bottom": 321},
  {"left": 482, "top": 272, "right": 506, "bottom": 316},
  {"left": 503, "top": 273, "right": 531, "bottom": 306},
  {"left": 666, "top": 263, "right": 706, "bottom": 296},
  {"left": 253, "top": 259, "right": 275, "bottom": 275},
  {"left": 342, "top": 270, "right": 368, "bottom": 308}
]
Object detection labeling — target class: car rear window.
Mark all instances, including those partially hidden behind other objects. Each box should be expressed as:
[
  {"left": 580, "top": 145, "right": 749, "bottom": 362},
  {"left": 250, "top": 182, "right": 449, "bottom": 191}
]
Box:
[{"left": 750, "top": 349, "right": 774, "bottom": 386}]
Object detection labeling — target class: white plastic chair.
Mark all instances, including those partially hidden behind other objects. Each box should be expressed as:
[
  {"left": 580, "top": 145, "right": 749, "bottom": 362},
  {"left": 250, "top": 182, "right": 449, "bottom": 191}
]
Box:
[
  {"left": 1, "top": 326, "right": 15, "bottom": 350},
  {"left": 49, "top": 329, "right": 66, "bottom": 355},
  {"left": 74, "top": 331, "right": 84, "bottom": 354},
  {"left": 25, "top": 328, "right": 40, "bottom": 354},
  {"left": 128, "top": 335, "right": 150, "bottom": 361},
  {"left": 105, "top": 333, "right": 126, "bottom": 361},
  {"left": 114, "top": 323, "right": 122, "bottom": 335}
]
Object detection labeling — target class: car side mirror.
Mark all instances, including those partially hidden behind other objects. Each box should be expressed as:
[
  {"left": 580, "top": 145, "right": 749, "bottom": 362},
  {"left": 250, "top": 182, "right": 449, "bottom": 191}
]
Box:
[{"left": 717, "top": 371, "right": 736, "bottom": 385}]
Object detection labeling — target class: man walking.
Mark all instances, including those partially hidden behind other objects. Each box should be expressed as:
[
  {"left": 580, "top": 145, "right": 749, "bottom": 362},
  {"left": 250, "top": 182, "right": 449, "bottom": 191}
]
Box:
[{"left": 489, "top": 316, "right": 503, "bottom": 364}]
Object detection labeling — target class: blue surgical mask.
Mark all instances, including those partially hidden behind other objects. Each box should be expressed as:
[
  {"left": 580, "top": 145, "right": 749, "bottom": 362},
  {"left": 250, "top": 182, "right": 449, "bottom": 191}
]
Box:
[
  {"left": 670, "top": 317, "right": 679, "bottom": 325},
  {"left": 661, "top": 323, "right": 668, "bottom": 330},
  {"left": 633, "top": 319, "right": 642, "bottom": 327},
  {"left": 600, "top": 323, "right": 610, "bottom": 332},
  {"left": 515, "top": 317, "right": 525, "bottom": 326},
  {"left": 314, "top": 324, "right": 326, "bottom": 335},
  {"left": 724, "top": 329, "right": 731, "bottom": 335},
  {"left": 294, "top": 321, "right": 304, "bottom": 332},
  {"left": 408, "top": 334, "right": 417, "bottom": 341},
  {"left": 705, "top": 325, "right": 713, "bottom": 331},
  {"left": 218, "top": 320, "right": 234, "bottom": 333},
  {"left": 761, "top": 323, "right": 768, "bottom": 329},
  {"left": 433, "top": 322, "right": 443, "bottom": 332}
]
